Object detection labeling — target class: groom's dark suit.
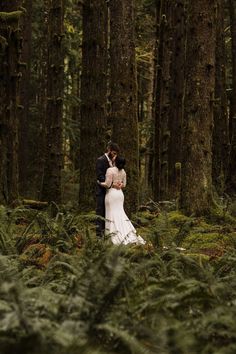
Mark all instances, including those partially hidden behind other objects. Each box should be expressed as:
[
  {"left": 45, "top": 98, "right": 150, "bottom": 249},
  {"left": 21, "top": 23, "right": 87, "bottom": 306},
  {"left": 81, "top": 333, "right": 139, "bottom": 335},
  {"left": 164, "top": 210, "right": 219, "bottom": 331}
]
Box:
[{"left": 96, "top": 154, "right": 110, "bottom": 237}]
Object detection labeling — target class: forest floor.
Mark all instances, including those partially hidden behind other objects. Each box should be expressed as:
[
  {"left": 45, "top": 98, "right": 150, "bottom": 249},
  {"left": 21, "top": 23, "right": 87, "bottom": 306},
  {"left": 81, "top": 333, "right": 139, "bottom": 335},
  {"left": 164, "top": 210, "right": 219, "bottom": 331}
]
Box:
[{"left": 1, "top": 202, "right": 236, "bottom": 354}]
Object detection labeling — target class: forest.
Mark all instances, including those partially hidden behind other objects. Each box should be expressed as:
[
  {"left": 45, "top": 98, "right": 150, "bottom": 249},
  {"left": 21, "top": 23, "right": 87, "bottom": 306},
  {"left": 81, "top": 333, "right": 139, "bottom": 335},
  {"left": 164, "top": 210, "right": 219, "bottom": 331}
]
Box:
[{"left": 1, "top": 0, "right": 236, "bottom": 353}]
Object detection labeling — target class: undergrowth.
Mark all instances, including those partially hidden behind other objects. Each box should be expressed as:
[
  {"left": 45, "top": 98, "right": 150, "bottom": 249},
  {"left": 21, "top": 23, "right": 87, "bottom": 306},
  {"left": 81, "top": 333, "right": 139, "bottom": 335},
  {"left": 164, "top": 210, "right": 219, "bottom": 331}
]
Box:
[{"left": 0, "top": 205, "right": 236, "bottom": 354}]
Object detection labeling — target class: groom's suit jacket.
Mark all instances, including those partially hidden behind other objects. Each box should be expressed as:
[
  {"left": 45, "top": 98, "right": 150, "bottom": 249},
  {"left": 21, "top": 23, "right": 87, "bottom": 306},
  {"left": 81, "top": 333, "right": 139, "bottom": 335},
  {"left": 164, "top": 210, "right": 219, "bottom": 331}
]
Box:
[{"left": 96, "top": 154, "right": 110, "bottom": 196}]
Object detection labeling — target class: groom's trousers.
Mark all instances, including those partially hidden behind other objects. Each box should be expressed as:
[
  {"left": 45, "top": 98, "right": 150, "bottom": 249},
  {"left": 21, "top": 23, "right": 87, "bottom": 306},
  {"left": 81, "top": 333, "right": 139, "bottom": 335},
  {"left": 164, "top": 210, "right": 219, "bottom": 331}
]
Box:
[{"left": 96, "top": 189, "right": 106, "bottom": 237}]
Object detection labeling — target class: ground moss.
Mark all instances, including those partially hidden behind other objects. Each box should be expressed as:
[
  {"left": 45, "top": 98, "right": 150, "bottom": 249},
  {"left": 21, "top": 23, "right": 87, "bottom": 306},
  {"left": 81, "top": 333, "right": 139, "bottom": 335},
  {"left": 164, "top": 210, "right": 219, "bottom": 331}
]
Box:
[
  {"left": 206, "top": 207, "right": 236, "bottom": 225},
  {"left": 224, "top": 232, "right": 236, "bottom": 247},
  {"left": 131, "top": 207, "right": 236, "bottom": 255},
  {"left": 133, "top": 211, "right": 156, "bottom": 225},
  {"left": 184, "top": 232, "right": 222, "bottom": 244},
  {"left": 167, "top": 211, "right": 191, "bottom": 226}
]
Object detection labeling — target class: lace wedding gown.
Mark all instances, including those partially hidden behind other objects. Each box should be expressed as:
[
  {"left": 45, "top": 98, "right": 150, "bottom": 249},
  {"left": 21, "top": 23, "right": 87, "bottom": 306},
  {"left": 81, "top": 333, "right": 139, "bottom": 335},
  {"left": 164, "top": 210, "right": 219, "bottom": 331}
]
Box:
[{"left": 100, "top": 167, "right": 145, "bottom": 245}]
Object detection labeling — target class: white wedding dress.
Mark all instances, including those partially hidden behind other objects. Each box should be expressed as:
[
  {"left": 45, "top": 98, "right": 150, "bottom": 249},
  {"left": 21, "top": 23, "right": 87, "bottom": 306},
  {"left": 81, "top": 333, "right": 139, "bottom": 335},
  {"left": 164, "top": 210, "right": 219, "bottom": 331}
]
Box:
[{"left": 100, "top": 167, "right": 145, "bottom": 245}]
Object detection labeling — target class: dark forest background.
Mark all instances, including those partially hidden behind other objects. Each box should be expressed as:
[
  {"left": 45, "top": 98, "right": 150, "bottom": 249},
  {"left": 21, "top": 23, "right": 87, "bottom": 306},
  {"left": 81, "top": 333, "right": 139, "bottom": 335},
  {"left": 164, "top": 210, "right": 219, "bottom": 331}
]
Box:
[
  {"left": 1, "top": 0, "right": 236, "bottom": 216},
  {"left": 2, "top": 2, "right": 236, "bottom": 354}
]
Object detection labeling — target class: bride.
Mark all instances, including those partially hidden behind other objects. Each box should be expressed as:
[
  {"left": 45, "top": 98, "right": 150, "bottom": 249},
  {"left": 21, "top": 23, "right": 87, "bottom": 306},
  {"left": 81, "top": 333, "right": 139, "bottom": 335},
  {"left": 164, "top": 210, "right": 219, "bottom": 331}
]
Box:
[{"left": 98, "top": 156, "right": 145, "bottom": 245}]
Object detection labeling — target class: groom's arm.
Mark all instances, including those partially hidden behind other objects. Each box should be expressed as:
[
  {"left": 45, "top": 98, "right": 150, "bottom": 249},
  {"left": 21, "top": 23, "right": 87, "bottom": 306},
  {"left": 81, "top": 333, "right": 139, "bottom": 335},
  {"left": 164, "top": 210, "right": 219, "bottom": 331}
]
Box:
[
  {"left": 99, "top": 169, "right": 113, "bottom": 188},
  {"left": 96, "top": 158, "right": 106, "bottom": 183}
]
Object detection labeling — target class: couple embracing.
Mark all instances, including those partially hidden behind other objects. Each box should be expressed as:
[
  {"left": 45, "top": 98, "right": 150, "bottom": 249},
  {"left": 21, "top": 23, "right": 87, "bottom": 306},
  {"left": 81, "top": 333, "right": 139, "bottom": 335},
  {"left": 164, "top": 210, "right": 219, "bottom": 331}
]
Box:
[{"left": 96, "top": 141, "right": 145, "bottom": 245}]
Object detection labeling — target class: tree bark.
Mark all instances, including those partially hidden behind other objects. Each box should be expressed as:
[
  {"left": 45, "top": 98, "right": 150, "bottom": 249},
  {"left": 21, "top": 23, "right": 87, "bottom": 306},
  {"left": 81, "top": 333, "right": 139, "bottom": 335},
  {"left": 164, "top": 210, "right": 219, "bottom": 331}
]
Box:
[
  {"left": 18, "top": 0, "right": 32, "bottom": 195},
  {"left": 41, "top": 0, "right": 64, "bottom": 203},
  {"left": 180, "top": 0, "right": 217, "bottom": 215},
  {"left": 227, "top": 0, "right": 236, "bottom": 193},
  {"left": 79, "top": 0, "right": 108, "bottom": 211},
  {"left": 0, "top": 1, "right": 23, "bottom": 204},
  {"left": 168, "top": 0, "right": 186, "bottom": 199},
  {"left": 109, "top": 0, "right": 139, "bottom": 214},
  {"left": 212, "top": 0, "right": 229, "bottom": 193},
  {"left": 153, "top": 0, "right": 173, "bottom": 201}
]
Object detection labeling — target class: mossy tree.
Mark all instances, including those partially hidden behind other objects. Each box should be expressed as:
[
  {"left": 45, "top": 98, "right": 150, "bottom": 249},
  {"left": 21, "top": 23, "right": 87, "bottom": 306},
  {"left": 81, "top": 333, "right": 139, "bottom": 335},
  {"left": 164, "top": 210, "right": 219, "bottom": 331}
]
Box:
[
  {"left": 29, "top": 0, "right": 52, "bottom": 199},
  {"left": 135, "top": 0, "right": 156, "bottom": 197},
  {"left": 159, "top": 1, "right": 173, "bottom": 200},
  {"left": 79, "top": 0, "right": 108, "bottom": 211},
  {"left": 153, "top": 0, "right": 163, "bottom": 201},
  {"left": 110, "top": 0, "right": 139, "bottom": 214},
  {"left": 64, "top": 1, "right": 82, "bottom": 172},
  {"left": 0, "top": 2, "right": 23, "bottom": 204},
  {"left": 168, "top": 0, "right": 187, "bottom": 199},
  {"left": 227, "top": 0, "right": 236, "bottom": 193},
  {"left": 18, "top": 0, "right": 32, "bottom": 195},
  {"left": 180, "top": 0, "right": 217, "bottom": 215},
  {"left": 212, "top": 0, "right": 229, "bottom": 193},
  {"left": 41, "top": 0, "right": 64, "bottom": 203},
  {"left": 153, "top": 0, "right": 174, "bottom": 201}
]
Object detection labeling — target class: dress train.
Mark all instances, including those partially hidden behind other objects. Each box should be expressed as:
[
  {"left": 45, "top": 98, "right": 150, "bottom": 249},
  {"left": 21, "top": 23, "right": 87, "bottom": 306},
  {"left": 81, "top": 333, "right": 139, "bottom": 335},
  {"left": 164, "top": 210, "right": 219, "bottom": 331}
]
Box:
[{"left": 105, "top": 188, "right": 145, "bottom": 245}]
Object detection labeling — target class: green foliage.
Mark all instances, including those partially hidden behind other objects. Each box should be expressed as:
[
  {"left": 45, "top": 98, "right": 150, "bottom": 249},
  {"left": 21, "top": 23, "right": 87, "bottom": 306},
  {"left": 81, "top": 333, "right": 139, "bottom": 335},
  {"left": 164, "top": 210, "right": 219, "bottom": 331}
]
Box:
[
  {"left": 167, "top": 211, "right": 191, "bottom": 226},
  {"left": 1, "top": 207, "right": 236, "bottom": 353}
]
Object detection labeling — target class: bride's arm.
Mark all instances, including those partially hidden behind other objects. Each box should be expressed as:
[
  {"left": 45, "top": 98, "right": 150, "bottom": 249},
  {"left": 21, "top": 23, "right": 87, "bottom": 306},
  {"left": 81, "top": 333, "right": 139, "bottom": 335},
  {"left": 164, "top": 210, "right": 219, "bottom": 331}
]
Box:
[{"left": 98, "top": 168, "right": 113, "bottom": 188}]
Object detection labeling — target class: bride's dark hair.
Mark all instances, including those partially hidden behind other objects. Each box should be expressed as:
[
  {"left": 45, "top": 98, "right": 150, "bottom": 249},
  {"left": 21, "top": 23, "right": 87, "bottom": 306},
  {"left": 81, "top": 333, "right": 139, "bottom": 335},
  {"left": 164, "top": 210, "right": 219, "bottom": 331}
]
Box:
[{"left": 115, "top": 156, "right": 126, "bottom": 170}]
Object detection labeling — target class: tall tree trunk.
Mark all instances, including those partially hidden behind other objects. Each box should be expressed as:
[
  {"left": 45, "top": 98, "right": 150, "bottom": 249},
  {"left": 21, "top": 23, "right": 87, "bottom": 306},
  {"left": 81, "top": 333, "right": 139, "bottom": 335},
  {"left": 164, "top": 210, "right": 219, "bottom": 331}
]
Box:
[
  {"left": 227, "top": 0, "right": 236, "bottom": 193},
  {"left": 70, "top": 70, "right": 81, "bottom": 171},
  {"left": 0, "top": 2, "right": 23, "bottom": 204},
  {"left": 153, "top": 0, "right": 173, "bottom": 201},
  {"left": 180, "top": 0, "right": 217, "bottom": 215},
  {"left": 139, "top": 54, "right": 155, "bottom": 196},
  {"left": 110, "top": 0, "right": 139, "bottom": 214},
  {"left": 212, "top": 0, "right": 229, "bottom": 193},
  {"left": 150, "top": 0, "right": 162, "bottom": 198},
  {"left": 0, "top": 16, "right": 8, "bottom": 203},
  {"left": 19, "top": 0, "right": 32, "bottom": 196},
  {"left": 25, "top": 0, "right": 48, "bottom": 199},
  {"left": 153, "top": 0, "right": 166, "bottom": 201},
  {"left": 159, "top": 1, "right": 173, "bottom": 200},
  {"left": 41, "top": 0, "right": 64, "bottom": 203},
  {"left": 168, "top": 0, "right": 186, "bottom": 199},
  {"left": 79, "top": 0, "right": 108, "bottom": 211}
]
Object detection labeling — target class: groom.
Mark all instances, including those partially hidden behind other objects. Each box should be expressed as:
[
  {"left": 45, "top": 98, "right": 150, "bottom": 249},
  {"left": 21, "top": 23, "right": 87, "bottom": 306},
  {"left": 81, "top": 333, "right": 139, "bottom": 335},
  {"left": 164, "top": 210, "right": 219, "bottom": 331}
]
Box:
[{"left": 96, "top": 141, "right": 120, "bottom": 237}]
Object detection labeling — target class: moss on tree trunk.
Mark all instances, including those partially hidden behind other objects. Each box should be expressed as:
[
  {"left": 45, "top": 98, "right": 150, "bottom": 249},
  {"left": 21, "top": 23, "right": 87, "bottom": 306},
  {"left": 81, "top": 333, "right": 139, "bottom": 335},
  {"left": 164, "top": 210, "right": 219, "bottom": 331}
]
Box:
[
  {"left": 212, "top": 0, "right": 229, "bottom": 193},
  {"left": 180, "top": 0, "right": 217, "bottom": 215},
  {"left": 79, "top": 0, "right": 108, "bottom": 211},
  {"left": 227, "top": 0, "right": 236, "bottom": 193},
  {"left": 41, "top": 0, "right": 64, "bottom": 203},
  {"left": 0, "top": 3, "right": 23, "bottom": 204},
  {"left": 110, "top": 0, "right": 139, "bottom": 215}
]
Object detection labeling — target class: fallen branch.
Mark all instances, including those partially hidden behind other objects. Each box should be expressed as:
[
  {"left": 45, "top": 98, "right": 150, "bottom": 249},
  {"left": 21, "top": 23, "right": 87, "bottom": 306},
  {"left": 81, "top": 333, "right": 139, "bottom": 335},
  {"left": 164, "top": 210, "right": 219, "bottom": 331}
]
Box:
[{"left": 22, "top": 199, "right": 48, "bottom": 209}]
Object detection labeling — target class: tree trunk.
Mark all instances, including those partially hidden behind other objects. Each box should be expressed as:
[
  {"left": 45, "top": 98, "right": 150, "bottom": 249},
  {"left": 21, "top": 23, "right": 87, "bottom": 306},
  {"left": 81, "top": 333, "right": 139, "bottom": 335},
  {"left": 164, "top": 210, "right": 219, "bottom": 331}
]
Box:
[
  {"left": 70, "top": 70, "right": 81, "bottom": 171},
  {"left": 212, "top": 0, "right": 229, "bottom": 193},
  {"left": 18, "top": 0, "right": 32, "bottom": 196},
  {"left": 153, "top": 0, "right": 165, "bottom": 201},
  {"left": 41, "top": 0, "right": 64, "bottom": 203},
  {"left": 150, "top": 0, "right": 162, "bottom": 199},
  {"left": 159, "top": 1, "right": 173, "bottom": 200},
  {"left": 79, "top": 0, "right": 108, "bottom": 211},
  {"left": 109, "top": 0, "right": 139, "bottom": 214},
  {"left": 227, "top": 0, "right": 236, "bottom": 193},
  {"left": 0, "top": 1, "right": 23, "bottom": 204},
  {"left": 180, "top": 0, "right": 217, "bottom": 215},
  {"left": 139, "top": 54, "right": 155, "bottom": 197},
  {"left": 168, "top": 0, "right": 186, "bottom": 199},
  {"left": 26, "top": 0, "right": 49, "bottom": 199}
]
